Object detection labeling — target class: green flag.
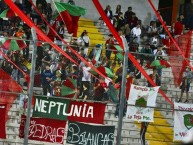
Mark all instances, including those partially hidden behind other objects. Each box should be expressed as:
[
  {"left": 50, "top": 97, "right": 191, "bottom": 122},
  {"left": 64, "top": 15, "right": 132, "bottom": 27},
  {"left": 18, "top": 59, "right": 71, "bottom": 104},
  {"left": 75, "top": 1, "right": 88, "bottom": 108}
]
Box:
[
  {"left": 55, "top": 2, "right": 86, "bottom": 16},
  {"left": 114, "top": 45, "right": 123, "bottom": 61},
  {"left": 54, "top": 2, "right": 86, "bottom": 37}
]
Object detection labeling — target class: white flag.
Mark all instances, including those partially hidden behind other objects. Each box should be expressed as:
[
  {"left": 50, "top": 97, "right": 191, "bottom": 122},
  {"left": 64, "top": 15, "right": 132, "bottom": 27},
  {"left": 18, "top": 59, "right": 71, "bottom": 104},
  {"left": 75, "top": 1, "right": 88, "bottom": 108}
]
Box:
[
  {"left": 174, "top": 102, "right": 193, "bottom": 141},
  {"left": 126, "top": 84, "right": 160, "bottom": 122}
]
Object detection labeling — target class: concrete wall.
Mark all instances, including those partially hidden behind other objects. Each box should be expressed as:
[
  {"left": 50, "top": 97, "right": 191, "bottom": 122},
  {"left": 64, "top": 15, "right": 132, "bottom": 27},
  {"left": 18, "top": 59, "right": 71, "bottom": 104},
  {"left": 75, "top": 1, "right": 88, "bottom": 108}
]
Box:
[{"left": 57, "top": 0, "right": 159, "bottom": 27}]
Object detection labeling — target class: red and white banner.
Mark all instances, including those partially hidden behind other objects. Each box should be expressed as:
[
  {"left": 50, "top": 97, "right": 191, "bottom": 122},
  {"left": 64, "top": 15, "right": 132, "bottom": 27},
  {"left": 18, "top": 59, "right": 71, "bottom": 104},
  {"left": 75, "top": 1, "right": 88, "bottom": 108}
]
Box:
[
  {"left": 0, "top": 104, "right": 6, "bottom": 139},
  {"left": 19, "top": 115, "right": 66, "bottom": 144},
  {"left": 67, "top": 101, "right": 106, "bottom": 124}
]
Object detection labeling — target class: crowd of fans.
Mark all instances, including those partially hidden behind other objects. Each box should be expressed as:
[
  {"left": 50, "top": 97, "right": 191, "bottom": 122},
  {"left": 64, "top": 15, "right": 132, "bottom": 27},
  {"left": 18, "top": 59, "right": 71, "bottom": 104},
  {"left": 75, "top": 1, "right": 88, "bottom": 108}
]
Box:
[{"left": 0, "top": 0, "right": 193, "bottom": 105}]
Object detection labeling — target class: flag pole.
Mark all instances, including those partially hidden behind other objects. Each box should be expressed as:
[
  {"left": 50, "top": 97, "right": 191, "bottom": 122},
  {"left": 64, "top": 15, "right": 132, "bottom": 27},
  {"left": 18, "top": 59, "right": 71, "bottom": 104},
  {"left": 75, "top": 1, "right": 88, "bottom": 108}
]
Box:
[
  {"left": 116, "top": 37, "right": 129, "bottom": 145},
  {"left": 24, "top": 28, "right": 37, "bottom": 145}
]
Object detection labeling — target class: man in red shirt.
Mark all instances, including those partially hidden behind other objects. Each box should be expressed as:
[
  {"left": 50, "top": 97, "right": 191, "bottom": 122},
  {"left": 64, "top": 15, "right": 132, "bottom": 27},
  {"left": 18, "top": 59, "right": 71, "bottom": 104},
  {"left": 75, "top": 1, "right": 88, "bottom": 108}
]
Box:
[
  {"left": 174, "top": 15, "right": 185, "bottom": 36},
  {"left": 105, "top": 34, "right": 115, "bottom": 59}
]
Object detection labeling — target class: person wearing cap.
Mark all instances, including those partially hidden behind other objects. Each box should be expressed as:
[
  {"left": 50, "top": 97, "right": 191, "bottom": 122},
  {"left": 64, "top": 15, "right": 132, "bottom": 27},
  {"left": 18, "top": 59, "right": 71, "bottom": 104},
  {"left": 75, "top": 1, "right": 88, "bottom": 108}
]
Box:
[
  {"left": 178, "top": 66, "right": 193, "bottom": 103},
  {"left": 105, "top": 34, "right": 114, "bottom": 60}
]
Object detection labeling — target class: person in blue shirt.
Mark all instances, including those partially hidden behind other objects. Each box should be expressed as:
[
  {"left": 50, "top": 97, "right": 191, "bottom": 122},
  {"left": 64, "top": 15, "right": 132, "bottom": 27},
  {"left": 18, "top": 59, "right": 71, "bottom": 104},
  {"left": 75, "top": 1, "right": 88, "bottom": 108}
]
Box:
[{"left": 41, "top": 65, "right": 53, "bottom": 96}]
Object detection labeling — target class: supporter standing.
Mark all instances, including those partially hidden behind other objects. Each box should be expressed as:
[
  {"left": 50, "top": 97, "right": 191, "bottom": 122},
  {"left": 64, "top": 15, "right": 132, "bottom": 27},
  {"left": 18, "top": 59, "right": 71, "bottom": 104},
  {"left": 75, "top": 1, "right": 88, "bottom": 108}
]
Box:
[
  {"left": 148, "top": 21, "right": 158, "bottom": 37},
  {"left": 105, "top": 34, "right": 114, "bottom": 60},
  {"left": 114, "top": 5, "right": 122, "bottom": 17},
  {"left": 78, "top": 31, "right": 90, "bottom": 57},
  {"left": 23, "top": 16, "right": 31, "bottom": 59},
  {"left": 41, "top": 48, "right": 51, "bottom": 69},
  {"left": 14, "top": 0, "right": 23, "bottom": 10},
  {"left": 19, "top": 86, "right": 28, "bottom": 113},
  {"left": 116, "top": 12, "right": 125, "bottom": 32},
  {"left": 127, "top": 13, "right": 138, "bottom": 29},
  {"left": 36, "top": 0, "right": 47, "bottom": 13},
  {"left": 93, "top": 78, "right": 108, "bottom": 101},
  {"left": 79, "top": 64, "right": 91, "bottom": 98},
  {"left": 147, "top": 68, "right": 161, "bottom": 87},
  {"left": 55, "top": 22, "right": 65, "bottom": 48},
  {"left": 178, "top": 66, "right": 193, "bottom": 103},
  {"left": 113, "top": 5, "right": 122, "bottom": 28},
  {"left": 41, "top": 65, "right": 53, "bottom": 96},
  {"left": 152, "top": 10, "right": 163, "bottom": 27},
  {"left": 23, "top": 0, "right": 32, "bottom": 13},
  {"left": 45, "top": 3, "right": 53, "bottom": 23},
  {"left": 150, "top": 34, "right": 159, "bottom": 51},
  {"left": 124, "top": 7, "right": 134, "bottom": 23},
  {"left": 131, "top": 24, "right": 141, "bottom": 43},
  {"left": 0, "top": 31, "right": 8, "bottom": 66},
  {"left": 10, "top": 50, "right": 22, "bottom": 84},
  {"left": 140, "top": 122, "right": 149, "bottom": 145},
  {"left": 174, "top": 15, "right": 185, "bottom": 36},
  {"left": 104, "top": 5, "right": 113, "bottom": 23},
  {"left": 140, "top": 43, "right": 153, "bottom": 66},
  {"left": 153, "top": 45, "right": 166, "bottom": 77}
]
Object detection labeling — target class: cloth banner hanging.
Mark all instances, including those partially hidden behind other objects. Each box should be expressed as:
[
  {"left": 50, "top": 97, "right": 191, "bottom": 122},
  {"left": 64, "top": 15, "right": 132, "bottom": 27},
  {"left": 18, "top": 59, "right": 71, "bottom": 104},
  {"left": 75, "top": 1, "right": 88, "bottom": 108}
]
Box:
[
  {"left": 66, "top": 121, "right": 115, "bottom": 145},
  {"left": 19, "top": 115, "right": 66, "bottom": 144},
  {"left": 0, "top": 69, "right": 22, "bottom": 121},
  {"left": 174, "top": 102, "right": 193, "bottom": 141},
  {"left": 126, "top": 84, "right": 160, "bottom": 122},
  {"left": 32, "top": 96, "right": 106, "bottom": 124},
  {"left": 0, "top": 104, "right": 6, "bottom": 139}
]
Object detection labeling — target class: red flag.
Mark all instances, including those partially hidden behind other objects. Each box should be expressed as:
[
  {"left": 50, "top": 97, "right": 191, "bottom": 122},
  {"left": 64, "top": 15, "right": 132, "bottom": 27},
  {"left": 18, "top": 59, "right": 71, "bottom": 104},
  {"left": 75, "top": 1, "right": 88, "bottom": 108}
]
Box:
[
  {"left": 0, "top": 104, "right": 6, "bottom": 139},
  {"left": 56, "top": 11, "right": 80, "bottom": 37},
  {"left": 19, "top": 115, "right": 66, "bottom": 144},
  {"left": 0, "top": 69, "right": 22, "bottom": 121},
  {"left": 54, "top": 2, "right": 86, "bottom": 37}
]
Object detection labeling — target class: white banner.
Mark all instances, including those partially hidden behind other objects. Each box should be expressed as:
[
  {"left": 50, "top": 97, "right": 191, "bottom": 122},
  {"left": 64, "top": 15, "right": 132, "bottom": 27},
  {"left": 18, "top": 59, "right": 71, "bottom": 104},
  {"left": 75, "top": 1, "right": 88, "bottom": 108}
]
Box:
[
  {"left": 174, "top": 102, "right": 193, "bottom": 141},
  {"left": 126, "top": 84, "right": 160, "bottom": 122}
]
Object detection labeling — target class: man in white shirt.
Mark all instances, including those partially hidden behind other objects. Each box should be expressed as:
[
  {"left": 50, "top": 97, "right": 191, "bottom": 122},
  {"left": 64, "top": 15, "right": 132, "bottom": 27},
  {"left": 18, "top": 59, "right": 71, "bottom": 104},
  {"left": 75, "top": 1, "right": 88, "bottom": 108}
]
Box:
[
  {"left": 131, "top": 24, "right": 141, "bottom": 43},
  {"left": 79, "top": 63, "right": 91, "bottom": 98},
  {"left": 77, "top": 32, "right": 90, "bottom": 57}
]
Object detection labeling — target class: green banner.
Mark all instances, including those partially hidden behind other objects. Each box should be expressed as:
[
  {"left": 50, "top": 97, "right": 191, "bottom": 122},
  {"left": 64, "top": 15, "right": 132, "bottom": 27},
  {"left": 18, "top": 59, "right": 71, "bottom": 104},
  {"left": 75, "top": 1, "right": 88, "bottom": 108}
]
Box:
[{"left": 33, "top": 96, "right": 70, "bottom": 120}]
